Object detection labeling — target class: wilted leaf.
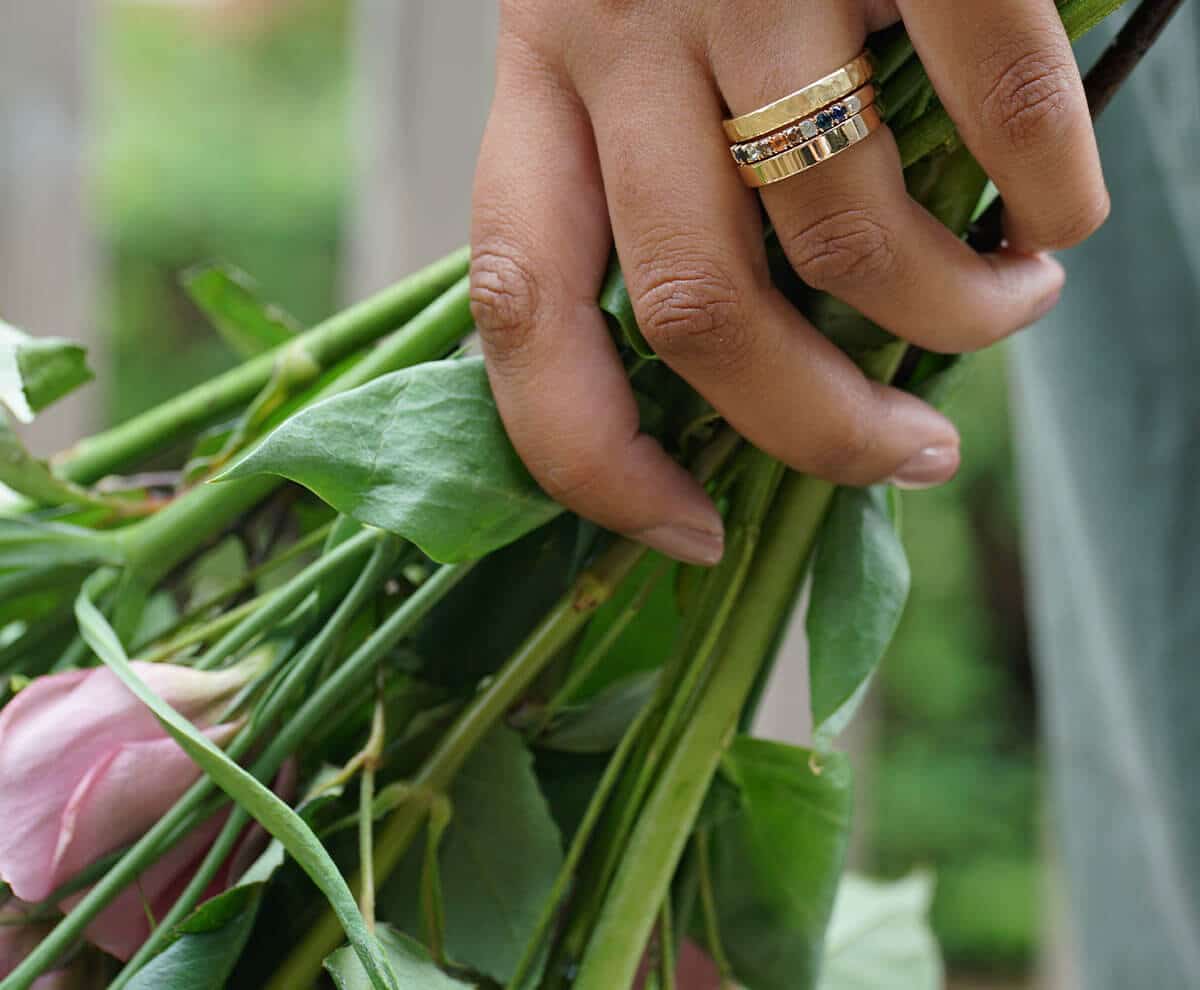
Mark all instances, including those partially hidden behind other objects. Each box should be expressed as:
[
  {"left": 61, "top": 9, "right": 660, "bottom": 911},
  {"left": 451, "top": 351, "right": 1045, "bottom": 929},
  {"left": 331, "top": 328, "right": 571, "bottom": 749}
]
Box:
[
  {"left": 818, "top": 873, "right": 943, "bottom": 990},
  {"left": 807, "top": 485, "right": 910, "bottom": 750},
  {"left": 0, "top": 319, "right": 92, "bottom": 422},
  {"left": 217, "top": 358, "right": 560, "bottom": 563},
  {"left": 182, "top": 263, "right": 300, "bottom": 359},
  {"left": 325, "top": 925, "right": 474, "bottom": 990},
  {"left": 709, "top": 737, "right": 853, "bottom": 990}
]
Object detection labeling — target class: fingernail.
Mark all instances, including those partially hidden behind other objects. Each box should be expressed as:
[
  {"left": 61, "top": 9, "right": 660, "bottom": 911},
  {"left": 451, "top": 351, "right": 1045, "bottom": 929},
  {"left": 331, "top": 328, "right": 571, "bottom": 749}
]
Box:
[
  {"left": 890, "top": 444, "right": 961, "bottom": 491},
  {"left": 636, "top": 523, "right": 725, "bottom": 566}
]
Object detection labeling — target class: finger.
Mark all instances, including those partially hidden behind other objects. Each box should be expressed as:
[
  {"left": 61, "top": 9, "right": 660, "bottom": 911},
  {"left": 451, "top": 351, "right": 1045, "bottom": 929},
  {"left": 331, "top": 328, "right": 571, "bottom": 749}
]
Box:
[
  {"left": 574, "top": 49, "right": 962, "bottom": 488},
  {"left": 471, "top": 37, "right": 724, "bottom": 566},
  {"left": 897, "top": 0, "right": 1109, "bottom": 251},
  {"left": 709, "top": 4, "right": 1066, "bottom": 354}
]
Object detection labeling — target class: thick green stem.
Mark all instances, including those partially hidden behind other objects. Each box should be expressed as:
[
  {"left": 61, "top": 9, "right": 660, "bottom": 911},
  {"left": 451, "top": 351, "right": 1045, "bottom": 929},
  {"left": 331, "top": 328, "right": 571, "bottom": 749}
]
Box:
[
  {"left": 571, "top": 473, "right": 834, "bottom": 990},
  {"left": 57, "top": 248, "right": 468, "bottom": 485},
  {"left": 268, "top": 538, "right": 648, "bottom": 990}
]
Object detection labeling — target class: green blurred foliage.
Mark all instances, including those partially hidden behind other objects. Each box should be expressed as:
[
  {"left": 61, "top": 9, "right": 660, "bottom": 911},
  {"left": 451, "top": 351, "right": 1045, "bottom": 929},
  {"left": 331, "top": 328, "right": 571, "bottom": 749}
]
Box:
[
  {"left": 874, "top": 347, "right": 1040, "bottom": 972},
  {"left": 97, "top": 0, "right": 351, "bottom": 425}
]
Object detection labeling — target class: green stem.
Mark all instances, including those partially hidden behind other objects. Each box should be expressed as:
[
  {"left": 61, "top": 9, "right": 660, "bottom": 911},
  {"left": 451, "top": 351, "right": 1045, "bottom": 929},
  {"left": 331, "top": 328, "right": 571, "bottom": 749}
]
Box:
[
  {"left": 695, "top": 831, "right": 733, "bottom": 981},
  {"left": 133, "top": 521, "right": 334, "bottom": 652},
  {"left": 57, "top": 248, "right": 469, "bottom": 485},
  {"left": 658, "top": 896, "right": 677, "bottom": 990},
  {"left": 268, "top": 538, "right": 648, "bottom": 990},
  {"left": 506, "top": 698, "right": 656, "bottom": 990},
  {"left": 530, "top": 558, "right": 670, "bottom": 738},
  {"left": 5, "top": 546, "right": 454, "bottom": 990},
  {"left": 571, "top": 472, "right": 834, "bottom": 990}
]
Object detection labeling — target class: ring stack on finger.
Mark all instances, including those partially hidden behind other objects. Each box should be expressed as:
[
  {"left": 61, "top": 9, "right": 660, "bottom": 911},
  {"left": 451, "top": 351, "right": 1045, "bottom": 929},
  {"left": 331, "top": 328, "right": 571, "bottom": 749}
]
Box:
[{"left": 723, "top": 51, "right": 883, "bottom": 188}]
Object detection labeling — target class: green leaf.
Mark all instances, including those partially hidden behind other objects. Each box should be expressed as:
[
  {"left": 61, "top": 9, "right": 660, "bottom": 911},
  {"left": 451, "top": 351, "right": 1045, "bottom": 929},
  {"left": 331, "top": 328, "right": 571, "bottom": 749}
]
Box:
[
  {"left": 0, "top": 319, "right": 93, "bottom": 421},
  {"left": 217, "top": 358, "right": 560, "bottom": 563},
  {"left": 540, "top": 672, "right": 657, "bottom": 754},
  {"left": 182, "top": 263, "right": 301, "bottom": 359},
  {"left": 807, "top": 485, "right": 910, "bottom": 750},
  {"left": 598, "top": 254, "right": 655, "bottom": 358},
  {"left": 324, "top": 925, "right": 474, "bottom": 990},
  {"left": 124, "top": 884, "right": 264, "bottom": 990},
  {"left": 0, "top": 416, "right": 110, "bottom": 510},
  {"left": 73, "top": 574, "right": 400, "bottom": 990},
  {"left": 380, "top": 727, "right": 563, "bottom": 984},
  {"left": 709, "top": 738, "right": 854, "bottom": 990},
  {"left": 817, "top": 873, "right": 942, "bottom": 990},
  {"left": 0, "top": 517, "right": 122, "bottom": 572}
]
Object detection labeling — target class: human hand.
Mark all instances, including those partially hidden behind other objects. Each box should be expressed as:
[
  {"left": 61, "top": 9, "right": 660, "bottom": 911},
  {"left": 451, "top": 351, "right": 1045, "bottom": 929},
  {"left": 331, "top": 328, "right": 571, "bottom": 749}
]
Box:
[{"left": 470, "top": 0, "right": 1108, "bottom": 565}]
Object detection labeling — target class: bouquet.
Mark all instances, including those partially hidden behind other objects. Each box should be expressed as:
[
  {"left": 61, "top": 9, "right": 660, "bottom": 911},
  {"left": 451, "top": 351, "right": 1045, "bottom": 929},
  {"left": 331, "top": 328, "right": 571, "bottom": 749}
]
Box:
[{"left": 0, "top": 1, "right": 1177, "bottom": 987}]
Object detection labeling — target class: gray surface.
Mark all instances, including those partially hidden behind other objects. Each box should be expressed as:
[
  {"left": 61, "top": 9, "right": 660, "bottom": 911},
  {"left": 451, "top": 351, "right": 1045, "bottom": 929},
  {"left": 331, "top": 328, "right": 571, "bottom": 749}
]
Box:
[{"left": 1013, "top": 8, "right": 1200, "bottom": 988}]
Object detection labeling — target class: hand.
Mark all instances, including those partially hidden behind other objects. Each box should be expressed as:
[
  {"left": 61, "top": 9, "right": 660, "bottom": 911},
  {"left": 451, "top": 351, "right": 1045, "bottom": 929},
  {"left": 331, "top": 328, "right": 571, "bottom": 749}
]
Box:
[{"left": 470, "top": 0, "right": 1107, "bottom": 565}]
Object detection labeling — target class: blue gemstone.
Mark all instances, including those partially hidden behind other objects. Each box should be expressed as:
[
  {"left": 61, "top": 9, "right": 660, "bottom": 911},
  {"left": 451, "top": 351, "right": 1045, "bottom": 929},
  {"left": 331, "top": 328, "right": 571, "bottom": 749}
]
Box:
[
  {"left": 831, "top": 105, "right": 847, "bottom": 124},
  {"left": 815, "top": 111, "right": 832, "bottom": 130}
]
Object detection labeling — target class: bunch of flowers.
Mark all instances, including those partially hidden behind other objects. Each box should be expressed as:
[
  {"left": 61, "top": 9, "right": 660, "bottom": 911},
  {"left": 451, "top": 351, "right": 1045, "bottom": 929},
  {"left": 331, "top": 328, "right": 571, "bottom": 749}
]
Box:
[{"left": 0, "top": 2, "right": 1173, "bottom": 988}]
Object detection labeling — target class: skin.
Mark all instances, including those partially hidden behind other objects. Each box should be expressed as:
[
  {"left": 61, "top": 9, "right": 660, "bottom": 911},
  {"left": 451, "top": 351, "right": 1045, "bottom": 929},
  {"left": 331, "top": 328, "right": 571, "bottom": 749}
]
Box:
[{"left": 470, "top": 0, "right": 1109, "bottom": 566}]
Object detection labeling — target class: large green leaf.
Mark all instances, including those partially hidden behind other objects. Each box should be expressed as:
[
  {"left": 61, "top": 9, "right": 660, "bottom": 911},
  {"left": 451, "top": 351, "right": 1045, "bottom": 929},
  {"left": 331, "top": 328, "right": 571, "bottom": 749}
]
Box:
[
  {"left": 807, "top": 486, "right": 910, "bottom": 750},
  {"left": 124, "top": 884, "right": 264, "bottom": 990},
  {"left": 74, "top": 574, "right": 400, "bottom": 990},
  {"left": 217, "top": 358, "right": 560, "bottom": 563},
  {"left": 708, "top": 737, "right": 853, "bottom": 990},
  {"left": 0, "top": 319, "right": 93, "bottom": 422},
  {"left": 381, "top": 726, "right": 563, "bottom": 984},
  {"left": 817, "top": 873, "right": 942, "bottom": 990},
  {"left": 182, "top": 263, "right": 300, "bottom": 359},
  {"left": 325, "top": 925, "right": 474, "bottom": 990}
]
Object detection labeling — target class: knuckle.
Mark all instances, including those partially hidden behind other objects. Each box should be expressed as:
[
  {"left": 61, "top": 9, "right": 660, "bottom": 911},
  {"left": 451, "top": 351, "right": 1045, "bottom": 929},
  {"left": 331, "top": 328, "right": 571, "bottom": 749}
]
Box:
[
  {"left": 979, "top": 46, "right": 1080, "bottom": 154},
  {"left": 631, "top": 253, "right": 749, "bottom": 368},
  {"left": 469, "top": 241, "right": 540, "bottom": 357},
  {"left": 532, "top": 450, "right": 608, "bottom": 505},
  {"left": 808, "top": 409, "right": 876, "bottom": 481},
  {"left": 1047, "top": 188, "right": 1112, "bottom": 248},
  {"left": 784, "top": 207, "right": 898, "bottom": 290}
]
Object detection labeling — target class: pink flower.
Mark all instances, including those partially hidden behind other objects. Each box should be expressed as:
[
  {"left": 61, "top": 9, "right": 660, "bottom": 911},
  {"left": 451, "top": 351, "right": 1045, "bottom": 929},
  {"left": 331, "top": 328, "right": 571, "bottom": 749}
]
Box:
[{"left": 0, "top": 662, "right": 260, "bottom": 963}]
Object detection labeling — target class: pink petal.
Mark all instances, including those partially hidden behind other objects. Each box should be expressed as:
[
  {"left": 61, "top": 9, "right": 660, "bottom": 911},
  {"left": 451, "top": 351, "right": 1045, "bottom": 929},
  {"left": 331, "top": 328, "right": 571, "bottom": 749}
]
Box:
[
  {"left": 45, "top": 724, "right": 239, "bottom": 899},
  {"left": 60, "top": 813, "right": 228, "bottom": 963},
  {"left": 0, "top": 664, "right": 250, "bottom": 901}
]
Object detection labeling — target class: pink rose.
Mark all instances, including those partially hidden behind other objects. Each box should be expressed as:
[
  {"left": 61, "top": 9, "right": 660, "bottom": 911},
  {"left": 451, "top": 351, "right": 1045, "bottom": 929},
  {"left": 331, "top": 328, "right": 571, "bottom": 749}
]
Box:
[{"left": 0, "top": 662, "right": 260, "bottom": 963}]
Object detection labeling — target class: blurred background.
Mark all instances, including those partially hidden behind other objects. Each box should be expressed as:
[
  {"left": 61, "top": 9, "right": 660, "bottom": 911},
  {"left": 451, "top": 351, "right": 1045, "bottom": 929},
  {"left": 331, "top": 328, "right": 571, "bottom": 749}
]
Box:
[{"left": 1, "top": 2, "right": 1046, "bottom": 987}]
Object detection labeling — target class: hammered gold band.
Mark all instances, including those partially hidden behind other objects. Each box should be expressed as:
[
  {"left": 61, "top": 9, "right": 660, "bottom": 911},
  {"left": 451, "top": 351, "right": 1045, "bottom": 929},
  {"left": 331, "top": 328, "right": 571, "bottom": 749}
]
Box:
[
  {"left": 721, "top": 51, "right": 875, "bottom": 143},
  {"left": 736, "top": 103, "right": 883, "bottom": 188}
]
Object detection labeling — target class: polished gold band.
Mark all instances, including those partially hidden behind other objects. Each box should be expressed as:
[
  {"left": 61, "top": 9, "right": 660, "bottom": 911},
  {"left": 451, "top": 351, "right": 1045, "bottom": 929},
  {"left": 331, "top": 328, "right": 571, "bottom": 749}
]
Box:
[
  {"left": 722, "top": 51, "right": 875, "bottom": 143},
  {"left": 736, "top": 103, "right": 883, "bottom": 188},
  {"left": 729, "top": 84, "right": 876, "bottom": 165}
]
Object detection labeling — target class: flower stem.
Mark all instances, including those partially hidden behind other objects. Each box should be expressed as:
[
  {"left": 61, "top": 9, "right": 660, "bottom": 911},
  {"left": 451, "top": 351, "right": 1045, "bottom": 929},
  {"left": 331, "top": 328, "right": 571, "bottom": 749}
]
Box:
[
  {"left": 268, "top": 537, "right": 649, "bottom": 990},
  {"left": 56, "top": 248, "right": 469, "bottom": 486},
  {"left": 570, "top": 472, "right": 834, "bottom": 990}
]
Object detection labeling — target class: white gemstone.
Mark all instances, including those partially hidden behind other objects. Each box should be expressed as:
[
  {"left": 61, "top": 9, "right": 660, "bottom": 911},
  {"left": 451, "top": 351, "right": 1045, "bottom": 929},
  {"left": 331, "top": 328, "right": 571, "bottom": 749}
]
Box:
[{"left": 799, "top": 119, "right": 818, "bottom": 140}]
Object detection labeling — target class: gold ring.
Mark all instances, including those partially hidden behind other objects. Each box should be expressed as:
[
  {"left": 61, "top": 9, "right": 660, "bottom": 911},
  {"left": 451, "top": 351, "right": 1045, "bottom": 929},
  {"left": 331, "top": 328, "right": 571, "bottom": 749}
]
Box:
[
  {"left": 730, "top": 84, "right": 877, "bottom": 166},
  {"left": 736, "top": 103, "right": 883, "bottom": 188},
  {"left": 722, "top": 51, "right": 875, "bottom": 143}
]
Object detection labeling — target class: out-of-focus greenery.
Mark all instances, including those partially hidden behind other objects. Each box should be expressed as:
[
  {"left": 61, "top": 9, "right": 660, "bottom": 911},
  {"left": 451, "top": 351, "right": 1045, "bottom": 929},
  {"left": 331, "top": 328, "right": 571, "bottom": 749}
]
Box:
[
  {"left": 95, "top": 2, "right": 1039, "bottom": 976},
  {"left": 876, "top": 347, "right": 1039, "bottom": 973},
  {"left": 97, "top": 0, "right": 351, "bottom": 425}
]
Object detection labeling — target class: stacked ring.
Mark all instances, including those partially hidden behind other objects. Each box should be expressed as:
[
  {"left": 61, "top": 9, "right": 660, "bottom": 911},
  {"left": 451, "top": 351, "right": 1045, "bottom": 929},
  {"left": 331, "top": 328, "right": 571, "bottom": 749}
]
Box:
[{"left": 723, "top": 51, "right": 883, "bottom": 188}]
